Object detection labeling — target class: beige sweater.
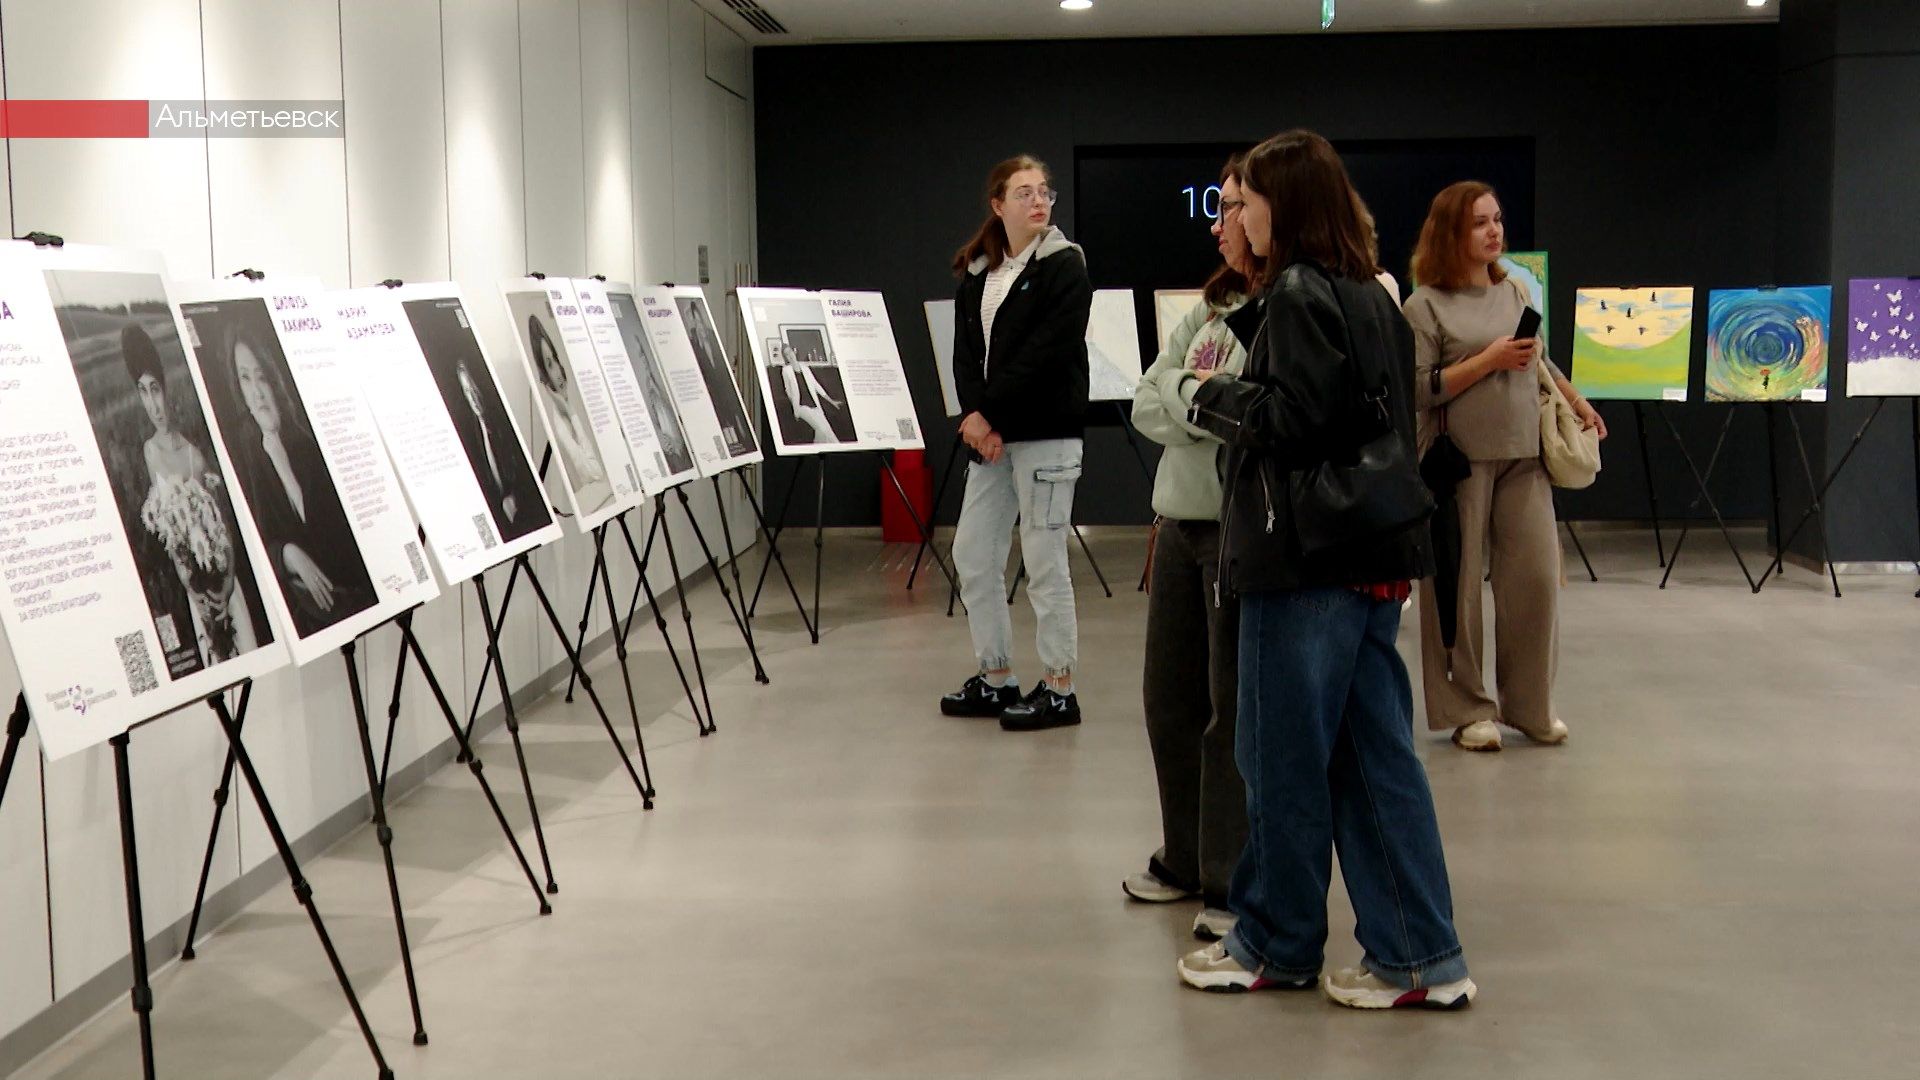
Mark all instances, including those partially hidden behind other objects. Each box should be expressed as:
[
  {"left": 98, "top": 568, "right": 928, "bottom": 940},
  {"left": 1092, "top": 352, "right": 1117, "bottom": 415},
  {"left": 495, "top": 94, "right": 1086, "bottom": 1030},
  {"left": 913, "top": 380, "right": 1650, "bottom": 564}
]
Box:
[{"left": 1404, "top": 276, "right": 1564, "bottom": 461}]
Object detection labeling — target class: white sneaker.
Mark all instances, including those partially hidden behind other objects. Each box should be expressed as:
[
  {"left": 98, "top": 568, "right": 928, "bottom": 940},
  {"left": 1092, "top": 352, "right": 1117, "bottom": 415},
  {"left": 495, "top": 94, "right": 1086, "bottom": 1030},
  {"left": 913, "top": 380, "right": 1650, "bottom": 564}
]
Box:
[
  {"left": 1451, "top": 719, "right": 1502, "bottom": 752},
  {"left": 1192, "top": 907, "right": 1236, "bottom": 942},
  {"left": 1122, "top": 870, "right": 1195, "bottom": 904},
  {"left": 1178, "top": 941, "right": 1314, "bottom": 993},
  {"left": 1322, "top": 965, "right": 1477, "bottom": 1010},
  {"left": 1519, "top": 716, "right": 1569, "bottom": 745}
]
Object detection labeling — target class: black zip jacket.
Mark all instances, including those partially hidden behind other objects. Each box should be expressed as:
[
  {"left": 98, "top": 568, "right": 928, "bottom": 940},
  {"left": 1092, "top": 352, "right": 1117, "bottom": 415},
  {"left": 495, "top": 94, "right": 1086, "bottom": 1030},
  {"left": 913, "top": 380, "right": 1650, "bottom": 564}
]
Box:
[
  {"left": 1190, "top": 262, "right": 1434, "bottom": 595},
  {"left": 952, "top": 229, "right": 1092, "bottom": 443}
]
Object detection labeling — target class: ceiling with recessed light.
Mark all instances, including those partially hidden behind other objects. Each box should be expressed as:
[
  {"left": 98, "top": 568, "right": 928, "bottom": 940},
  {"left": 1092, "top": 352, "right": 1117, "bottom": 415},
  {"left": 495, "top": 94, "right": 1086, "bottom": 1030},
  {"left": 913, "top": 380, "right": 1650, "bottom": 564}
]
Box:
[{"left": 697, "top": 0, "right": 1775, "bottom": 45}]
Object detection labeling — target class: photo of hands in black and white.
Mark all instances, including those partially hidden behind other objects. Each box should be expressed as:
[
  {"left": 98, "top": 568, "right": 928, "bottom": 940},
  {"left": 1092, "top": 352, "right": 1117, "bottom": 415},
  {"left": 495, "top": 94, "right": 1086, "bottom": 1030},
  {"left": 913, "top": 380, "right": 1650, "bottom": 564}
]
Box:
[{"left": 766, "top": 329, "right": 856, "bottom": 445}]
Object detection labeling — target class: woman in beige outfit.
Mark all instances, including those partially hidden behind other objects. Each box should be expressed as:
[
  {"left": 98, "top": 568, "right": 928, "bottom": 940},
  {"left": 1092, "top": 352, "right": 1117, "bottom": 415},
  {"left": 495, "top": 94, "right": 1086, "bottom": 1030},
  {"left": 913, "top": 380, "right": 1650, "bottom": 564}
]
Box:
[{"left": 1403, "top": 182, "right": 1606, "bottom": 752}]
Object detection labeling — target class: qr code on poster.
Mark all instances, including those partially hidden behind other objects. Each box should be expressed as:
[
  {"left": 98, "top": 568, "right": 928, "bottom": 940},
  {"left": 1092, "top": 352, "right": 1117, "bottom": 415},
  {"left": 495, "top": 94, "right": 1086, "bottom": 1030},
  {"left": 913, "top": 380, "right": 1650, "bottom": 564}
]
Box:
[
  {"left": 404, "top": 541, "right": 429, "bottom": 583},
  {"left": 896, "top": 418, "right": 917, "bottom": 441},
  {"left": 474, "top": 513, "right": 499, "bottom": 550},
  {"left": 117, "top": 632, "right": 158, "bottom": 696}
]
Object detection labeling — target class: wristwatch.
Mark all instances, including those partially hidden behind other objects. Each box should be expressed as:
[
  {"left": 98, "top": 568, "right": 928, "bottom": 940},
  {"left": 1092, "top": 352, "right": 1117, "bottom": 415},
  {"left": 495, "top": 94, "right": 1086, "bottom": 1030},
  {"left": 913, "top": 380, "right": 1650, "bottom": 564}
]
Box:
[{"left": 1429, "top": 366, "right": 1445, "bottom": 397}]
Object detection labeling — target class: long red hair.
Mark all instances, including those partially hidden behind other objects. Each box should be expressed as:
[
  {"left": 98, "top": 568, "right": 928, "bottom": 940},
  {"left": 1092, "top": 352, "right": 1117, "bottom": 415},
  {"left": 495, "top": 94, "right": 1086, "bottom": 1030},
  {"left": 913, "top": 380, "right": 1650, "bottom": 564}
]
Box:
[
  {"left": 952, "top": 155, "right": 1050, "bottom": 276},
  {"left": 1411, "top": 181, "right": 1508, "bottom": 291}
]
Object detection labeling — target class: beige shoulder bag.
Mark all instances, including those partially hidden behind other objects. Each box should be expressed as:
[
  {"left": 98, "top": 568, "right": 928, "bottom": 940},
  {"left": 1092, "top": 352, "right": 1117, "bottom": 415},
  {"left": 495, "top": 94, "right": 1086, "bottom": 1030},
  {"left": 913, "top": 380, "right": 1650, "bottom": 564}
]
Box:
[{"left": 1537, "top": 360, "right": 1601, "bottom": 489}]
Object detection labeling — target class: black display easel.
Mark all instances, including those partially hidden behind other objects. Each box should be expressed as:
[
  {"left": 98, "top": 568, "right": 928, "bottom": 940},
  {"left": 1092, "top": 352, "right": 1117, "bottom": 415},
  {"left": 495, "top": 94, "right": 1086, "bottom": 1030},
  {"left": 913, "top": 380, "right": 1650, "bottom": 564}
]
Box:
[
  {"left": 178, "top": 610, "right": 556, "bottom": 1049},
  {"left": 718, "top": 465, "right": 811, "bottom": 642},
  {"left": 1657, "top": 404, "right": 1782, "bottom": 591},
  {"left": 1631, "top": 402, "right": 1670, "bottom": 568},
  {"left": 561, "top": 495, "right": 722, "bottom": 739},
  {"left": 1754, "top": 396, "right": 1918, "bottom": 597},
  {"left": 1558, "top": 509, "right": 1599, "bottom": 583},
  {"left": 454, "top": 447, "right": 657, "bottom": 827},
  {"left": 749, "top": 453, "right": 959, "bottom": 638},
  {"left": 455, "top": 549, "right": 657, "bottom": 815},
  {"left": 0, "top": 687, "right": 398, "bottom": 1079},
  {"left": 1748, "top": 402, "right": 1842, "bottom": 595}
]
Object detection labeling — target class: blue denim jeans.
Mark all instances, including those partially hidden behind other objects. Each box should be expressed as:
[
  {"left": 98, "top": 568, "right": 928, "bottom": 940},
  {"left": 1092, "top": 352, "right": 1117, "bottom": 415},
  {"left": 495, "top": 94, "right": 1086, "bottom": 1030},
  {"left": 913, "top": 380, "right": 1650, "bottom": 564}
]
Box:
[
  {"left": 951, "top": 438, "right": 1082, "bottom": 678},
  {"left": 1225, "top": 587, "right": 1469, "bottom": 990}
]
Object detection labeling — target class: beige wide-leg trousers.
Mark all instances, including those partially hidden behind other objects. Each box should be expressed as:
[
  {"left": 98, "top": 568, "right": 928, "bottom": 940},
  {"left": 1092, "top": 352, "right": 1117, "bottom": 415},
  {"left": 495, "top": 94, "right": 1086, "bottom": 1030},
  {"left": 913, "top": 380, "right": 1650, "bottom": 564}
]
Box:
[{"left": 1419, "top": 456, "right": 1560, "bottom": 737}]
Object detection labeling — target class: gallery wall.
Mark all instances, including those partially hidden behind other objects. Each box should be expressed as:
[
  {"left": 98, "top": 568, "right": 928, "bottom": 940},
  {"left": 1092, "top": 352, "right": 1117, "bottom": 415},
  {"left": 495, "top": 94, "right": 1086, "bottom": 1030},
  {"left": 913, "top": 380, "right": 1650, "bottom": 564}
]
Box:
[
  {"left": 0, "top": 0, "right": 758, "bottom": 1066},
  {"left": 1771, "top": 0, "right": 1920, "bottom": 563},
  {"left": 754, "top": 24, "right": 1789, "bottom": 533}
]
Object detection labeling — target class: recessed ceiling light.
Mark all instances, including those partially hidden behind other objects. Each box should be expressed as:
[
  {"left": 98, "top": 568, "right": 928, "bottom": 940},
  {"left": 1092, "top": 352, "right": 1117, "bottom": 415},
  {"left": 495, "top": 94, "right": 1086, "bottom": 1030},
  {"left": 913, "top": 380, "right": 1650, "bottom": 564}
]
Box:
[
  {"left": 1745, "top": 0, "right": 1767, "bottom": 7},
  {"left": 1060, "top": 0, "right": 1092, "bottom": 10}
]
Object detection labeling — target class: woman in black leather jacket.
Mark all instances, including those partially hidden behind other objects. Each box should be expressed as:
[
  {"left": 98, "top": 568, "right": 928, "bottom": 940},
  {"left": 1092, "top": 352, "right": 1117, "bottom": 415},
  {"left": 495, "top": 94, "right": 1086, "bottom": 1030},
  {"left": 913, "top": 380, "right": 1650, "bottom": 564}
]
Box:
[{"left": 1173, "top": 130, "right": 1476, "bottom": 1011}]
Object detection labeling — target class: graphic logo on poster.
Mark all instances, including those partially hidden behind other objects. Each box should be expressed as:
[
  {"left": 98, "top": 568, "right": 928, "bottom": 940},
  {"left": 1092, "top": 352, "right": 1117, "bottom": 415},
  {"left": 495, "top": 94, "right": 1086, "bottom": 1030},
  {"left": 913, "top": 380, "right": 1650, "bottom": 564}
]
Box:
[
  {"left": 0, "top": 302, "right": 12, "bottom": 319},
  {"left": 50, "top": 682, "right": 116, "bottom": 716}
]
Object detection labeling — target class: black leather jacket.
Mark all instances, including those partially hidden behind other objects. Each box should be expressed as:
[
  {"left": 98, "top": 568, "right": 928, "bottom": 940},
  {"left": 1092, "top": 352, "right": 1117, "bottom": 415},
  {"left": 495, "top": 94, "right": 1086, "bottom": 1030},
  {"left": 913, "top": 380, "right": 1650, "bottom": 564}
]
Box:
[{"left": 1191, "top": 263, "right": 1433, "bottom": 596}]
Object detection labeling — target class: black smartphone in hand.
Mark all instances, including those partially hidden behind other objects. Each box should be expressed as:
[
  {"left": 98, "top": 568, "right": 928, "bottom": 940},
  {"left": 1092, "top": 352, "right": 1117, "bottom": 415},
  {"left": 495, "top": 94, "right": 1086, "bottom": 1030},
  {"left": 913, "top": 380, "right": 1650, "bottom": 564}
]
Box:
[{"left": 1514, "top": 306, "right": 1543, "bottom": 341}]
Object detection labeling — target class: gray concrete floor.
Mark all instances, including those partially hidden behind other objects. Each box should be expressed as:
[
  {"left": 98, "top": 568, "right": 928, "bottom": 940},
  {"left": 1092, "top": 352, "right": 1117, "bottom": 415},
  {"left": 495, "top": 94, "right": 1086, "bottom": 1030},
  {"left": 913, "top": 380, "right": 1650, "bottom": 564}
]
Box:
[{"left": 14, "top": 526, "right": 1920, "bottom": 1079}]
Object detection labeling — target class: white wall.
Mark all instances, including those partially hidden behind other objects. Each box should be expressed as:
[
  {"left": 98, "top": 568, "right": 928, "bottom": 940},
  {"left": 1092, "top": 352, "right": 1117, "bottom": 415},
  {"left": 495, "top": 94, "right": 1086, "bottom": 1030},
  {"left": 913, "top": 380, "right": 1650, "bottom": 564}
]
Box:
[{"left": 0, "top": 0, "right": 756, "bottom": 1058}]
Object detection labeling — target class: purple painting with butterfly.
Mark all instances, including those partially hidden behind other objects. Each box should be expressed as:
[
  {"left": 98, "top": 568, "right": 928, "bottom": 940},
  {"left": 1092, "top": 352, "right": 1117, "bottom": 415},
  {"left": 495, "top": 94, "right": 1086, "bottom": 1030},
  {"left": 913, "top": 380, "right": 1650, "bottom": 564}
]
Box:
[{"left": 1846, "top": 278, "right": 1920, "bottom": 397}]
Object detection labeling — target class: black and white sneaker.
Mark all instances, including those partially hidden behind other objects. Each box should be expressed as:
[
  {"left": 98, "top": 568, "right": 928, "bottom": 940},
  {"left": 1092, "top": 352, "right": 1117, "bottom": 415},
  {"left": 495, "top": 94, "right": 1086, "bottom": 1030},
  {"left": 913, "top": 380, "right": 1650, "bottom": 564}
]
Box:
[
  {"left": 999, "top": 685, "right": 1081, "bottom": 731},
  {"left": 940, "top": 675, "right": 1020, "bottom": 718}
]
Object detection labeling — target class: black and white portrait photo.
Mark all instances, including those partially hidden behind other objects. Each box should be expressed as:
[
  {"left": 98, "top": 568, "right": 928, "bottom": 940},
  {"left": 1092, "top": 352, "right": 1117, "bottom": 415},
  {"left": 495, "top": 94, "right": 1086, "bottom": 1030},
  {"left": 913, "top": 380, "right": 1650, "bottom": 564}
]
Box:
[
  {"left": 766, "top": 330, "right": 856, "bottom": 446},
  {"left": 609, "top": 290, "right": 694, "bottom": 477},
  {"left": 675, "top": 293, "right": 758, "bottom": 458},
  {"left": 401, "top": 297, "right": 551, "bottom": 546},
  {"left": 183, "top": 298, "right": 378, "bottom": 638},
  {"left": 48, "top": 269, "right": 275, "bottom": 679},
  {"left": 502, "top": 290, "right": 614, "bottom": 517}
]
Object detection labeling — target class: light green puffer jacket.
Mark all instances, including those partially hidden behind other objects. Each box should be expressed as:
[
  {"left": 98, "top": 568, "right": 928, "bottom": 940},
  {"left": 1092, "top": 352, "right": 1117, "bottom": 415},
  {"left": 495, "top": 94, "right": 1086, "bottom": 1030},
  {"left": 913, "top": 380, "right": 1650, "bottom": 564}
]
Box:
[{"left": 1129, "top": 296, "right": 1250, "bottom": 522}]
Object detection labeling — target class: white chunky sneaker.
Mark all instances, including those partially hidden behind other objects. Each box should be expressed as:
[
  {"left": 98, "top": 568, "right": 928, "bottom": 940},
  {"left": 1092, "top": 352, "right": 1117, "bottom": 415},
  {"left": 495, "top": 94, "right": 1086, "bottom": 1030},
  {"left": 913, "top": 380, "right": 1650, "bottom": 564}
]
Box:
[
  {"left": 1322, "top": 965, "right": 1477, "bottom": 1010},
  {"left": 1192, "top": 907, "right": 1237, "bottom": 942},
  {"left": 1451, "top": 719, "right": 1502, "bottom": 752},
  {"left": 1519, "top": 716, "right": 1569, "bottom": 745},
  {"left": 1122, "top": 870, "right": 1195, "bottom": 904}
]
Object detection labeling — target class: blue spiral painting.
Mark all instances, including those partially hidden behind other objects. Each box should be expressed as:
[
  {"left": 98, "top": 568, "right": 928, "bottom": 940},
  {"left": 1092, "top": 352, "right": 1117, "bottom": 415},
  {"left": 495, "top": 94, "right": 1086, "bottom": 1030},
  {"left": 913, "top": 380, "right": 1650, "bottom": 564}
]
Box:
[{"left": 1704, "top": 287, "right": 1832, "bottom": 402}]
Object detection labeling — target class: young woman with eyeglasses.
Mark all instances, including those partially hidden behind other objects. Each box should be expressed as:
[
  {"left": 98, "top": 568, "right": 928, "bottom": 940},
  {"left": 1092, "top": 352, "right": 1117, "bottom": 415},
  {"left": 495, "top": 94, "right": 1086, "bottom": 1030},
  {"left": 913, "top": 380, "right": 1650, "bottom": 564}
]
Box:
[
  {"left": 938, "top": 154, "right": 1093, "bottom": 732},
  {"left": 1124, "top": 153, "right": 1261, "bottom": 938}
]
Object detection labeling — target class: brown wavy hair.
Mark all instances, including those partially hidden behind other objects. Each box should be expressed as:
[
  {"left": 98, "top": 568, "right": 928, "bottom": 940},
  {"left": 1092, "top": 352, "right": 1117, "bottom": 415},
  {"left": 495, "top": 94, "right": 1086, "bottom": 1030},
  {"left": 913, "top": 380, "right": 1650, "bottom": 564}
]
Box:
[
  {"left": 1201, "top": 153, "right": 1268, "bottom": 307},
  {"left": 952, "top": 155, "right": 1050, "bottom": 276},
  {"left": 1239, "top": 130, "right": 1381, "bottom": 282},
  {"left": 1410, "top": 181, "right": 1508, "bottom": 291}
]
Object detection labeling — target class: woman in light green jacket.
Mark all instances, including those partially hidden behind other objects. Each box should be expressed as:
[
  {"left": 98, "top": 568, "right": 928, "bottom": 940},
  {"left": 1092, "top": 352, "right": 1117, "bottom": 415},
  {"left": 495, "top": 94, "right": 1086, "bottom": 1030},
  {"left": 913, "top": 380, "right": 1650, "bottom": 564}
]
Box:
[{"left": 1122, "top": 158, "right": 1261, "bottom": 942}]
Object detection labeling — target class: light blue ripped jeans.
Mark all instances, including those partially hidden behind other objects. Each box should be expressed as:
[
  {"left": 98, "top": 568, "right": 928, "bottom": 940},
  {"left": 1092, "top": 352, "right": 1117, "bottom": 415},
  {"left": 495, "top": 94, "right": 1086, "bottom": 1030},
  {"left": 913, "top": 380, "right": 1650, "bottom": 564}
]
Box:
[{"left": 951, "top": 437, "right": 1082, "bottom": 680}]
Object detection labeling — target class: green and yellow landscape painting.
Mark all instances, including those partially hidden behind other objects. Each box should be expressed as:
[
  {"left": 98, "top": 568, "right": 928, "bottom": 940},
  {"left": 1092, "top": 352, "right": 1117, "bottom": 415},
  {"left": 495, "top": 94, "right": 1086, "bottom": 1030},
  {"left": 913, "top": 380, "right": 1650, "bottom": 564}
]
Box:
[{"left": 1571, "top": 287, "right": 1695, "bottom": 401}]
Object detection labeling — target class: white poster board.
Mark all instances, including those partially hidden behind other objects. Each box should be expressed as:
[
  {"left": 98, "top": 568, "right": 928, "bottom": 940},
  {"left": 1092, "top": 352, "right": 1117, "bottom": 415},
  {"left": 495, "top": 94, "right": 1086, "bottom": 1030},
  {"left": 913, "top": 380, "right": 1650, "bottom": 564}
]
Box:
[
  {"left": 923, "top": 289, "right": 1143, "bottom": 413},
  {"left": 331, "top": 285, "right": 561, "bottom": 585},
  {"left": 1087, "top": 288, "right": 1144, "bottom": 401},
  {"left": 738, "top": 287, "right": 925, "bottom": 455},
  {"left": 173, "top": 278, "right": 438, "bottom": 665},
  {"left": 1154, "top": 289, "right": 1205, "bottom": 355},
  {"left": 923, "top": 299, "right": 960, "bottom": 418},
  {"left": 668, "top": 286, "right": 756, "bottom": 466},
  {"left": 0, "top": 244, "right": 290, "bottom": 758},
  {"left": 574, "top": 279, "right": 699, "bottom": 493},
  {"left": 499, "top": 278, "right": 641, "bottom": 528},
  {"left": 629, "top": 287, "right": 763, "bottom": 474}
]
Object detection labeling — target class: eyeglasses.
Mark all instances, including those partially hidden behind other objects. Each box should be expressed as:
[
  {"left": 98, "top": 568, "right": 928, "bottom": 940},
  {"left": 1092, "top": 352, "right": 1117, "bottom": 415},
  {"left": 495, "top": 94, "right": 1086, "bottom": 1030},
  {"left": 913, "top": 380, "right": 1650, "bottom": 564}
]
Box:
[
  {"left": 1007, "top": 186, "right": 1058, "bottom": 207},
  {"left": 1218, "top": 198, "right": 1245, "bottom": 217}
]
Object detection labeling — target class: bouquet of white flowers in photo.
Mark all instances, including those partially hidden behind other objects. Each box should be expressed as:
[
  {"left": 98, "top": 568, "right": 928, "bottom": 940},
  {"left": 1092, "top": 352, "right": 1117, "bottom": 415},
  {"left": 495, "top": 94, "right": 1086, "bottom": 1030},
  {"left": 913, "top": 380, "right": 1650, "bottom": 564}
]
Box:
[{"left": 141, "top": 472, "right": 234, "bottom": 597}]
